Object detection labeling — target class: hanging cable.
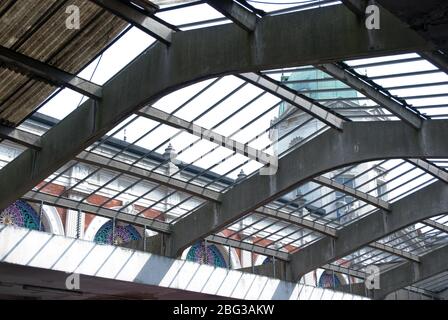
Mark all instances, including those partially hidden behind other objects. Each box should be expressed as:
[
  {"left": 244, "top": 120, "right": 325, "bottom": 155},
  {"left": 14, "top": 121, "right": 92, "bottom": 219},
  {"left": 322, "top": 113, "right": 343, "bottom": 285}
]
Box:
[
  {"left": 75, "top": 53, "right": 104, "bottom": 108},
  {"left": 76, "top": 209, "right": 81, "bottom": 239}
]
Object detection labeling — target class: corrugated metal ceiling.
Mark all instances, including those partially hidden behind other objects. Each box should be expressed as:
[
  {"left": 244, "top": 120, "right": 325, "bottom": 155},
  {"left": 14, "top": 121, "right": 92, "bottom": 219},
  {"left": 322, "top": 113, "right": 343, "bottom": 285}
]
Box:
[{"left": 0, "top": 0, "right": 128, "bottom": 125}]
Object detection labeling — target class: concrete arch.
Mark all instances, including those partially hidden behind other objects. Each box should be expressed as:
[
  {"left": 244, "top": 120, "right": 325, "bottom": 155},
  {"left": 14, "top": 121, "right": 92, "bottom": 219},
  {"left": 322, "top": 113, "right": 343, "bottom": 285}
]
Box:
[
  {"left": 341, "top": 242, "right": 448, "bottom": 299},
  {"left": 0, "top": 3, "right": 442, "bottom": 272},
  {"left": 170, "top": 120, "right": 448, "bottom": 256},
  {"left": 289, "top": 180, "right": 448, "bottom": 279},
  {"left": 0, "top": 4, "right": 429, "bottom": 213}
]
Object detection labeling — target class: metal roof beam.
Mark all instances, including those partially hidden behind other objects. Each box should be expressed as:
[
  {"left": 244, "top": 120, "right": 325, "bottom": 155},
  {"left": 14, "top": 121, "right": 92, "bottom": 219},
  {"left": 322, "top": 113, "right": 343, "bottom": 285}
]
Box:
[
  {"left": 0, "top": 125, "right": 41, "bottom": 150},
  {"left": 0, "top": 125, "right": 221, "bottom": 201},
  {"left": 23, "top": 190, "right": 171, "bottom": 233},
  {"left": 316, "top": 63, "right": 423, "bottom": 129},
  {"left": 91, "top": 0, "right": 173, "bottom": 44},
  {"left": 239, "top": 73, "right": 345, "bottom": 130},
  {"left": 255, "top": 206, "right": 337, "bottom": 237},
  {"left": 340, "top": 0, "right": 367, "bottom": 17},
  {"left": 256, "top": 205, "right": 411, "bottom": 262},
  {"left": 368, "top": 242, "right": 420, "bottom": 262},
  {"left": 137, "top": 106, "right": 276, "bottom": 168},
  {"left": 422, "top": 219, "right": 448, "bottom": 234},
  {"left": 0, "top": 4, "right": 432, "bottom": 220},
  {"left": 206, "top": 234, "right": 289, "bottom": 261},
  {"left": 128, "top": 0, "right": 159, "bottom": 14},
  {"left": 354, "top": 244, "right": 448, "bottom": 299},
  {"left": 207, "top": 0, "right": 258, "bottom": 32},
  {"left": 0, "top": 46, "right": 102, "bottom": 100},
  {"left": 75, "top": 151, "right": 222, "bottom": 202},
  {"left": 344, "top": 2, "right": 448, "bottom": 76},
  {"left": 286, "top": 180, "right": 448, "bottom": 280},
  {"left": 420, "top": 51, "right": 448, "bottom": 75},
  {"left": 169, "top": 120, "right": 448, "bottom": 258},
  {"left": 323, "top": 263, "right": 366, "bottom": 279},
  {"left": 408, "top": 158, "right": 448, "bottom": 183},
  {"left": 312, "top": 175, "right": 390, "bottom": 211}
]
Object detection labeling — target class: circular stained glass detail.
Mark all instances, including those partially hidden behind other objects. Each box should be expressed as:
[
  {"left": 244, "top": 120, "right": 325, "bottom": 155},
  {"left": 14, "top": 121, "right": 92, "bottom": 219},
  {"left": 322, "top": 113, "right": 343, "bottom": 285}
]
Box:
[
  {"left": 94, "top": 220, "right": 141, "bottom": 245},
  {"left": 0, "top": 200, "right": 41, "bottom": 230},
  {"left": 262, "top": 256, "right": 273, "bottom": 265},
  {"left": 186, "top": 241, "right": 227, "bottom": 268},
  {"left": 318, "top": 270, "right": 342, "bottom": 288}
]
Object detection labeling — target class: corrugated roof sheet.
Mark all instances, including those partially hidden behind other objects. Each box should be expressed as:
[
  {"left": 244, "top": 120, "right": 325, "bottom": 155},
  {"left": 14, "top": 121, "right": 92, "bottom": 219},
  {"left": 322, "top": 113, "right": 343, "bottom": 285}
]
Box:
[{"left": 0, "top": 0, "right": 128, "bottom": 125}]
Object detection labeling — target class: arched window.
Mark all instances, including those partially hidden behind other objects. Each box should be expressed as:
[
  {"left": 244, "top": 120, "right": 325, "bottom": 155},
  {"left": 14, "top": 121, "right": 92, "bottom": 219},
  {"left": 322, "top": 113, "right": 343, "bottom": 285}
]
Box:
[
  {"left": 0, "top": 200, "right": 41, "bottom": 231},
  {"left": 318, "top": 270, "right": 342, "bottom": 288},
  {"left": 94, "top": 220, "right": 141, "bottom": 245},
  {"left": 186, "top": 241, "right": 227, "bottom": 268}
]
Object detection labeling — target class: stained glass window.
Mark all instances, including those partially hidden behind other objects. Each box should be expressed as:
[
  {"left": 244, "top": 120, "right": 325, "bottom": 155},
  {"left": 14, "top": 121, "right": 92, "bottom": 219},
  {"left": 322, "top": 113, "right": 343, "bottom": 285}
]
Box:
[
  {"left": 318, "top": 270, "right": 342, "bottom": 288},
  {"left": 94, "top": 220, "right": 141, "bottom": 245},
  {"left": 186, "top": 241, "right": 227, "bottom": 268},
  {"left": 262, "top": 256, "right": 272, "bottom": 265},
  {"left": 0, "top": 200, "right": 41, "bottom": 230}
]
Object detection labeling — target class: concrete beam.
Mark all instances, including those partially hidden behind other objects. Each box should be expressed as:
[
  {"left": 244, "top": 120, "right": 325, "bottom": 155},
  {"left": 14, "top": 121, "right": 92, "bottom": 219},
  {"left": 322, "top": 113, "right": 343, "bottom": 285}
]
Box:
[
  {"left": 205, "top": 234, "right": 289, "bottom": 261},
  {"left": 153, "top": 0, "right": 196, "bottom": 4},
  {"left": 0, "top": 5, "right": 431, "bottom": 213},
  {"left": 408, "top": 158, "right": 448, "bottom": 183},
  {"left": 317, "top": 63, "right": 423, "bottom": 129},
  {"left": 0, "top": 46, "right": 102, "bottom": 100},
  {"left": 0, "top": 263, "right": 225, "bottom": 299},
  {"left": 256, "top": 205, "right": 416, "bottom": 262},
  {"left": 238, "top": 259, "right": 291, "bottom": 281},
  {"left": 312, "top": 175, "right": 390, "bottom": 211},
  {"left": 323, "top": 263, "right": 366, "bottom": 279},
  {"left": 209, "top": 234, "right": 419, "bottom": 264},
  {"left": 239, "top": 73, "right": 345, "bottom": 130},
  {"left": 0, "top": 225, "right": 367, "bottom": 300},
  {"left": 23, "top": 190, "right": 171, "bottom": 233},
  {"left": 76, "top": 151, "right": 222, "bottom": 202},
  {"left": 361, "top": 244, "right": 448, "bottom": 299},
  {"left": 276, "top": 179, "right": 416, "bottom": 262},
  {"left": 0, "top": 125, "right": 41, "bottom": 150},
  {"left": 169, "top": 120, "right": 448, "bottom": 257},
  {"left": 207, "top": 0, "right": 258, "bottom": 32},
  {"left": 255, "top": 206, "right": 337, "bottom": 237},
  {"left": 340, "top": 0, "right": 368, "bottom": 17},
  {"left": 137, "top": 106, "right": 275, "bottom": 167},
  {"left": 288, "top": 179, "right": 448, "bottom": 279},
  {"left": 422, "top": 219, "right": 448, "bottom": 234},
  {"left": 234, "top": 244, "right": 417, "bottom": 282},
  {"left": 368, "top": 242, "right": 420, "bottom": 262},
  {"left": 376, "top": 0, "right": 448, "bottom": 53},
  {"left": 0, "top": 126, "right": 222, "bottom": 201},
  {"left": 339, "top": 282, "right": 441, "bottom": 300},
  {"left": 129, "top": 0, "right": 159, "bottom": 14},
  {"left": 7, "top": 122, "right": 404, "bottom": 255},
  {"left": 91, "top": 0, "right": 173, "bottom": 44},
  {"left": 420, "top": 51, "right": 448, "bottom": 75}
]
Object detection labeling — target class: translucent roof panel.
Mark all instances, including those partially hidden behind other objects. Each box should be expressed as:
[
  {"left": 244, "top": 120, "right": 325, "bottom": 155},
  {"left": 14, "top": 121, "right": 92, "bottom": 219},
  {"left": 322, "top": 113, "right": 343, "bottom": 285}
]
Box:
[{"left": 2, "top": 1, "right": 448, "bottom": 299}]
